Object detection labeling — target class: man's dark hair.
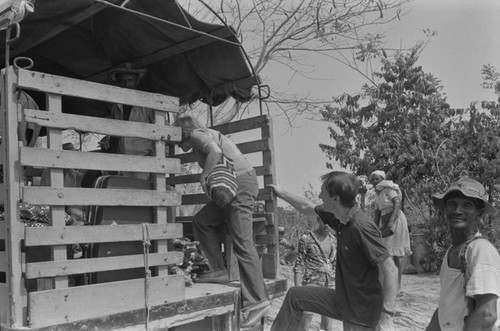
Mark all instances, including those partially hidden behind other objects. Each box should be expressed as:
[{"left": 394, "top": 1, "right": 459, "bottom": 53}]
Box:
[{"left": 320, "top": 171, "right": 358, "bottom": 208}]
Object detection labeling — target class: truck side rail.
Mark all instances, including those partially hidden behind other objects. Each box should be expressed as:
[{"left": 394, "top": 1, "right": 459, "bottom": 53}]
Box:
[{"left": 1, "top": 66, "right": 186, "bottom": 329}]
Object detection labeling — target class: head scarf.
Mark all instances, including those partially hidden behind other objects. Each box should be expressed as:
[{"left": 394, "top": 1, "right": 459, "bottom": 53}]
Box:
[{"left": 371, "top": 170, "right": 386, "bottom": 179}]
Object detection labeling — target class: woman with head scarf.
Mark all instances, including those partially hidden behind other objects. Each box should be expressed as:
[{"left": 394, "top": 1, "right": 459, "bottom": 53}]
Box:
[{"left": 370, "top": 170, "right": 412, "bottom": 291}]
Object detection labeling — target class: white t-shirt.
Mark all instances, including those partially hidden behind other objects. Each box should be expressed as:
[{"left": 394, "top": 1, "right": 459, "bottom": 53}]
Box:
[{"left": 439, "top": 237, "right": 500, "bottom": 330}]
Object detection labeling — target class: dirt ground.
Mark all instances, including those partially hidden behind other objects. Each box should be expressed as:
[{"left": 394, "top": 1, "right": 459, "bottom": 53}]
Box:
[{"left": 263, "top": 265, "right": 440, "bottom": 331}]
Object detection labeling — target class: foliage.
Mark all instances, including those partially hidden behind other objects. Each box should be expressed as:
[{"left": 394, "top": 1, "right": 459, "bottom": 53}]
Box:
[
  {"left": 320, "top": 46, "right": 451, "bottom": 220},
  {"left": 320, "top": 48, "right": 500, "bottom": 271},
  {"left": 276, "top": 206, "right": 317, "bottom": 249},
  {"left": 276, "top": 184, "right": 322, "bottom": 249}
]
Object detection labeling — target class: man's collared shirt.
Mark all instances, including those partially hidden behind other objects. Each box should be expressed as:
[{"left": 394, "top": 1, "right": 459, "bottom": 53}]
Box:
[{"left": 315, "top": 204, "right": 389, "bottom": 327}]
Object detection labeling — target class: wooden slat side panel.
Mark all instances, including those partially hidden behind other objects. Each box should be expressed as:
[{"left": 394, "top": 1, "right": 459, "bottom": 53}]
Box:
[
  {"left": 23, "top": 109, "right": 182, "bottom": 142},
  {"left": 2, "top": 66, "right": 27, "bottom": 325},
  {"left": 22, "top": 187, "right": 182, "bottom": 206},
  {"left": 26, "top": 252, "right": 184, "bottom": 278},
  {"left": 164, "top": 166, "right": 270, "bottom": 186},
  {"left": 0, "top": 283, "right": 8, "bottom": 324},
  {"left": 177, "top": 139, "right": 270, "bottom": 164},
  {"left": 211, "top": 115, "right": 269, "bottom": 135},
  {"left": 29, "top": 284, "right": 239, "bottom": 331},
  {"left": 17, "top": 69, "right": 179, "bottom": 112},
  {"left": 25, "top": 223, "right": 183, "bottom": 246},
  {"left": 20, "top": 147, "right": 181, "bottom": 174},
  {"left": 28, "top": 275, "right": 185, "bottom": 328},
  {"left": 0, "top": 252, "right": 6, "bottom": 271},
  {"left": 0, "top": 183, "right": 4, "bottom": 203},
  {"left": 181, "top": 188, "right": 272, "bottom": 206},
  {"left": 0, "top": 220, "right": 5, "bottom": 239},
  {"left": 176, "top": 214, "right": 273, "bottom": 225},
  {"left": 260, "top": 115, "right": 279, "bottom": 279},
  {"left": 165, "top": 173, "right": 200, "bottom": 186}
]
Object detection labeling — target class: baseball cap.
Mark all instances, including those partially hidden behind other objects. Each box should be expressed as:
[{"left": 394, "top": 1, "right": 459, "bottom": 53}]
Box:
[{"left": 432, "top": 176, "right": 497, "bottom": 216}]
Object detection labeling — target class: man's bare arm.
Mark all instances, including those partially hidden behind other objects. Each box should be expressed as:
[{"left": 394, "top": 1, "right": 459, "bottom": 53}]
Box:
[{"left": 268, "top": 184, "right": 318, "bottom": 216}]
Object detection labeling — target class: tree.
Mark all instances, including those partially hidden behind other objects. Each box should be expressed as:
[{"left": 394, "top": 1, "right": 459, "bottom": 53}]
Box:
[
  {"left": 320, "top": 46, "right": 451, "bottom": 220},
  {"left": 319, "top": 49, "right": 500, "bottom": 270},
  {"left": 180, "top": 0, "right": 410, "bottom": 125}
]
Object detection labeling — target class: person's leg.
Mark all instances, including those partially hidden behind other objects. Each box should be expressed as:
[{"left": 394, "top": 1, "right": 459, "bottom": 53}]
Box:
[
  {"left": 271, "top": 286, "right": 341, "bottom": 331},
  {"left": 393, "top": 255, "right": 405, "bottom": 290},
  {"left": 193, "top": 201, "right": 226, "bottom": 272},
  {"left": 226, "top": 170, "right": 268, "bottom": 310},
  {"left": 298, "top": 312, "right": 313, "bottom": 331}
]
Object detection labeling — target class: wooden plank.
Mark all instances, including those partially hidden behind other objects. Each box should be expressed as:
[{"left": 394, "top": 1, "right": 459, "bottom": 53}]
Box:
[
  {"left": 212, "top": 115, "right": 269, "bottom": 135},
  {"left": 0, "top": 252, "right": 6, "bottom": 271},
  {"left": 260, "top": 115, "right": 279, "bottom": 279},
  {"left": 0, "top": 283, "right": 8, "bottom": 324},
  {"left": 165, "top": 173, "right": 200, "bottom": 186},
  {"left": 17, "top": 69, "right": 179, "bottom": 112},
  {"left": 30, "top": 283, "right": 239, "bottom": 331},
  {"left": 28, "top": 275, "right": 185, "bottom": 328},
  {"left": 1, "top": 67, "right": 26, "bottom": 325},
  {"left": 164, "top": 166, "right": 270, "bottom": 186},
  {"left": 20, "top": 147, "right": 181, "bottom": 174},
  {"left": 177, "top": 139, "right": 270, "bottom": 164},
  {"left": 45, "top": 93, "right": 69, "bottom": 289},
  {"left": 23, "top": 109, "right": 182, "bottom": 142},
  {"left": 175, "top": 214, "right": 273, "bottom": 225},
  {"left": 26, "top": 252, "right": 184, "bottom": 279},
  {"left": 22, "top": 186, "right": 182, "bottom": 207},
  {"left": 181, "top": 188, "right": 273, "bottom": 205},
  {"left": 25, "top": 223, "right": 183, "bottom": 246}
]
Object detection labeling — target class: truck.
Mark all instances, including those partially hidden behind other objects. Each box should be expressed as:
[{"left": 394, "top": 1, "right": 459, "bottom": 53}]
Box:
[{"left": 0, "top": 1, "right": 286, "bottom": 330}]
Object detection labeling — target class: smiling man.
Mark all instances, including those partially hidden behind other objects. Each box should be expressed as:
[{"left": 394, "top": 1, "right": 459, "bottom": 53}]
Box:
[
  {"left": 426, "top": 177, "right": 500, "bottom": 331},
  {"left": 269, "top": 171, "right": 398, "bottom": 331}
]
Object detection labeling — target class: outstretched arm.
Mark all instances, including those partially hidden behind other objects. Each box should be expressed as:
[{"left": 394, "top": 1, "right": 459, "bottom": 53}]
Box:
[{"left": 268, "top": 184, "right": 317, "bottom": 216}]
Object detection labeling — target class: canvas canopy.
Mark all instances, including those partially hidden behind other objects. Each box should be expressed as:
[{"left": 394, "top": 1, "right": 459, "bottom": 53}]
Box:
[{"left": 0, "top": 0, "right": 258, "bottom": 118}]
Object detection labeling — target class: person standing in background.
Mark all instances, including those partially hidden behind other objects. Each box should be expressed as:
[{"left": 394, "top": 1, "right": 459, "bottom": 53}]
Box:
[
  {"left": 294, "top": 216, "right": 337, "bottom": 331},
  {"left": 106, "top": 63, "right": 157, "bottom": 180},
  {"left": 426, "top": 177, "right": 500, "bottom": 331},
  {"left": 370, "top": 170, "right": 411, "bottom": 293}
]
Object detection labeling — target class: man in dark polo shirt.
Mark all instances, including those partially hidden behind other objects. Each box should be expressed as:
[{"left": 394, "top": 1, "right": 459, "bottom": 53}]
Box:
[{"left": 269, "top": 171, "right": 398, "bottom": 331}]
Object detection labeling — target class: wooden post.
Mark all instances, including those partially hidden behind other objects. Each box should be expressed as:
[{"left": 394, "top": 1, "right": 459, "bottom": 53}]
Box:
[
  {"left": 261, "top": 116, "right": 278, "bottom": 279},
  {"left": 154, "top": 109, "right": 169, "bottom": 275},
  {"left": 1, "top": 67, "right": 26, "bottom": 327},
  {"left": 46, "top": 92, "right": 68, "bottom": 290}
]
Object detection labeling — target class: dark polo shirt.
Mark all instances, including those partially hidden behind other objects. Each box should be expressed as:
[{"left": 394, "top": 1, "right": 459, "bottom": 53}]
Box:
[{"left": 315, "top": 205, "right": 389, "bottom": 327}]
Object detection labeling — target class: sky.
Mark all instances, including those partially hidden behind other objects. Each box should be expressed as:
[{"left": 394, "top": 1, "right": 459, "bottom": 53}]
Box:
[{"left": 264, "top": 0, "right": 500, "bottom": 197}]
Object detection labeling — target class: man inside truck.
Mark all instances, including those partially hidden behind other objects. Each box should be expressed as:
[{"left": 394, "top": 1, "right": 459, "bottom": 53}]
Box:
[{"left": 104, "top": 63, "right": 157, "bottom": 180}]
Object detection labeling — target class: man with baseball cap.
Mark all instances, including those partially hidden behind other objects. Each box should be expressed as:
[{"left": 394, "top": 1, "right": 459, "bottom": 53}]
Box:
[{"left": 426, "top": 176, "right": 500, "bottom": 331}]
